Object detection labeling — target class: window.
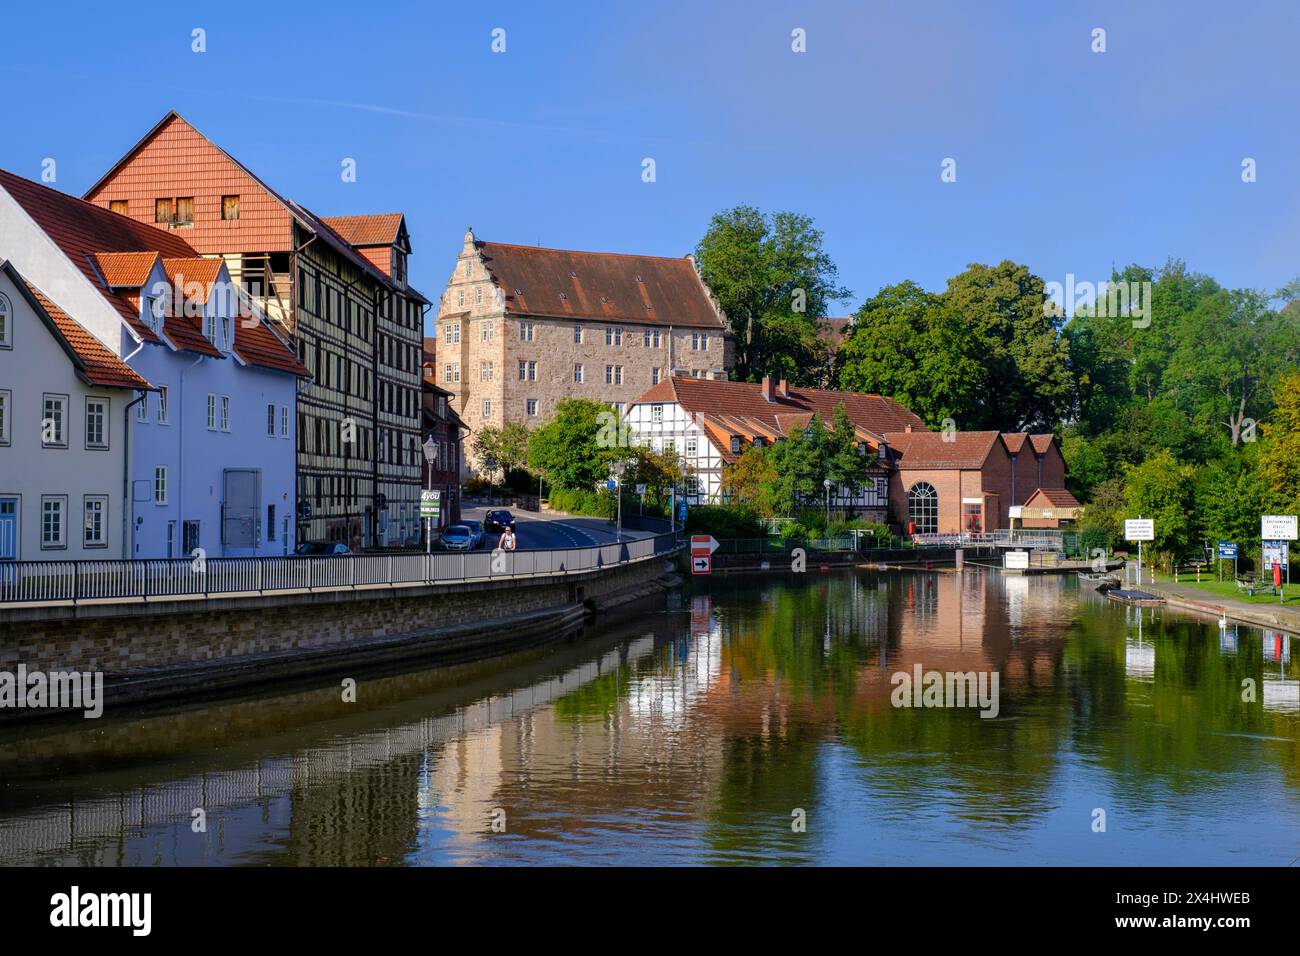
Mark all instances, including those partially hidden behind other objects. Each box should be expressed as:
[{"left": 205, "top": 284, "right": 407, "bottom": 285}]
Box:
[
  {"left": 481, "top": 361, "right": 494, "bottom": 382},
  {"left": 482, "top": 400, "right": 491, "bottom": 418},
  {"left": 154, "top": 466, "right": 168, "bottom": 504},
  {"left": 605, "top": 327, "right": 622, "bottom": 346},
  {"left": 908, "top": 482, "right": 939, "bottom": 535},
  {"left": 614, "top": 366, "right": 623, "bottom": 385},
  {"left": 207, "top": 394, "right": 217, "bottom": 430},
  {"left": 267, "top": 403, "right": 277, "bottom": 436},
  {"left": 41, "top": 496, "right": 66, "bottom": 549},
  {"left": 519, "top": 320, "right": 534, "bottom": 342},
  {"left": 476, "top": 287, "right": 483, "bottom": 305},
  {"left": 85, "top": 398, "right": 108, "bottom": 449},
  {"left": 526, "top": 399, "right": 538, "bottom": 416},
  {"left": 267, "top": 504, "right": 276, "bottom": 541},
  {"left": 166, "top": 521, "right": 176, "bottom": 558},
  {"left": 175, "top": 197, "right": 194, "bottom": 225},
  {"left": 651, "top": 404, "right": 663, "bottom": 423},
  {"left": 83, "top": 495, "right": 108, "bottom": 548},
  {"left": 0, "top": 292, "right": 10, "bottom": 348},
  {"left": 643, "top": 330, "right": 661, "bottom": 348},
  {"left": 574, "top": 363, "right": 584, "bottom": 383},
  {"left": 574, "top": 325, "right": 583, "bottom": 344},
  {"left": 463, "top": 260, "right": 471, "bottom": 277},
  {"left": 685, "top": 476, "right": 699, "bottom": 496},
  {"left": 222, "top": 195, "right": 240, "bottom": 220},
  {"left": 182, "top": 520, "right": 200, "bottom": 555},
  {"left": 481, "top": 319, "right": 493, "bottom": 341},
  {"left": 731, "top": 436, "right": 742, "bottom": 454},
  {"left": 280, "top": 406, "right": 289, "bottom": 438},
  {"left": 137, "top": 393, "right": 149, "bottom": 422},
  {"left": 516, "top": 360, "right": 536, "bottom": 382},
  {"left": 605, "top": 365, "right": 614, "bottom": 384},
  {"left": 0, "top": 390, "right": 9, "bottom": 446},
  {"left": 686, "top": 437, "right": 698, "bottom": 456},
  {"left": 692, "top": 332, "right": 710, "bottom": 351},
  {"left": 157, "top": 386, "right": 168, "bottom": 423},
  {"left": 652, "top": 368, "right": 662, "bottom": 385},
  {"left": 42, "top": 394, "right": 68, "bottom": 447},
  {"left": 457, "top": 290, "right": 465, "bottom": 308},
  {"left": 154, "top": 198, "right": 175, "bottom": 224},
  {"left": 109, "top": 200, "right": 128, "bottom": 215},
  {"left": 664, "top": 438, "right": 675, "bottom": 453}
]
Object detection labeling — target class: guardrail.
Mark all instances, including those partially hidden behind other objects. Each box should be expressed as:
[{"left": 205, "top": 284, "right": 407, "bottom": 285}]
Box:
[
  {"left": 912, "top": 530, "right": 1073, "bottom": 551},
  {"left": 0, "top": 533, "right": 683, "bottom": 607}
]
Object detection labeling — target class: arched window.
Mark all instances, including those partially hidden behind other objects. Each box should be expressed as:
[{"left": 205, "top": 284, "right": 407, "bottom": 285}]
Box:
[
  {"left": 0, "top": 292, "right": 11, "bottom": 348},
  {"left": 908, "top": 482, "right": 939, "bottom": 534}
]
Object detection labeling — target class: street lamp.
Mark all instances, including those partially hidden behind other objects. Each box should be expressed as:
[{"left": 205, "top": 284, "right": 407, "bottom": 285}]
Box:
[
  {"left": 421, "top": 438, "right": 438, "bottom": 554},
  {"left": 824, "top": 477, "right": 832, "bottom": 531}
]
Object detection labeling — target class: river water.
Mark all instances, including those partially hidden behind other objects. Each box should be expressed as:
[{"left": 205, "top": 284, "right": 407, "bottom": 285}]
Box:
[{"left": 1, "top": 569, "right": 1297, "bottom": 866}]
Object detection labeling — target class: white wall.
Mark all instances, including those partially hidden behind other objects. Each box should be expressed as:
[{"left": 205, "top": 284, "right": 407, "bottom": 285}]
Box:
[
  {"left": 0, "top": 269, "right": 132, "bottom": 559},
  {"left": 624, "top": 400, "right": 724, "bottom": 503}
]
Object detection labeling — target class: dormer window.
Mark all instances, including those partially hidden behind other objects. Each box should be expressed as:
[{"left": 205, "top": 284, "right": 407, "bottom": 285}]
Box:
[
  {"left": 143, "top": 295, "right": 162, "bottom": 333},
  {"left": 730, "top": 436, "right": 742, "bottom": 454},
  {"left": 394, "top": 250, "right": 408, "bottom": 287}
]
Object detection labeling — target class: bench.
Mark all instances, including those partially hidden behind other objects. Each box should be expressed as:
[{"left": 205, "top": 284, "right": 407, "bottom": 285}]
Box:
[{"left": 1236, "top": 577, "right": 1276, "bottom": 597}]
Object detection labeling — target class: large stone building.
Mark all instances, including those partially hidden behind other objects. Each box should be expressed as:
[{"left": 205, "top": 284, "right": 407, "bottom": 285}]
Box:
[
  {"left": 82, "top": 112, "right": 429, "bottom": 550},
  {"left": 434, "top": 230, "right": 733, "bottom": 472}
]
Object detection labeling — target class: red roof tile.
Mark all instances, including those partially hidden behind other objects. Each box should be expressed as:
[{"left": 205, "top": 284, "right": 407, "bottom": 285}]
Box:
[
  {"left": 476, "top": 241, "right": 725, "bottom": 328},
  {"left": 634, "top": 376, "right": 925, "bottom": 440},
  {"left": 884, "top": 430, "right": 1004, "bottom": 470},
  {"left": 1001, "top": 432, "right": 1029, "bottom": 454},
  {"left": 323, "top": 214, "right": 404, "bottom": 247},
  {"left": 233, "top": 315, "right": 310, "bottom": 378},
  {"left": 92, "top": 251, "right": 161, "bottom": 288},
  {"left": 1025, "top": 487, "right": 1081, "bottom": 509},
  {"left": 8, "top": 269, "right": 152, "bottom": 390}
]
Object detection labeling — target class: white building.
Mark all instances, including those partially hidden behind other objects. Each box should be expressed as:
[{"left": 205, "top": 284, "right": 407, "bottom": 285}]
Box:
[
  {"left": 0, "top": 260, "right": 152, "bottom": 559},
  {"left": 623, "top": 374, "right": 925, "bottom": 517}
]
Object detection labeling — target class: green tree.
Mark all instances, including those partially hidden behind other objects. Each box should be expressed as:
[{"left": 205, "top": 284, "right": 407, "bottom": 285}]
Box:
[
  {"left": 825, "top": 404, "right": 869, "bottom": 490},
  {"left": 720, "top": 445, "right": 779, "bottom": 518},
  {"left": 1124, "top": 450, "right": 1197, "bottom": 567},
  {"left": 694, "top": 205, "right": 850, "bottom": 384},
  {"left": 527, "top": 399, "right": 624, "bottom": 491},
  {"left": 1261, "top": 371, "right": 1300, "bottom": 513},
  {"left": 767, "top": 416, "right": 830, "bottom": 515}
]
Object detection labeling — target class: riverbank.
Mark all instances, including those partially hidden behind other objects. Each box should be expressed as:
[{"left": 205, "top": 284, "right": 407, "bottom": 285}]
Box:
[{"left": 1142, "top": 577, "right": 1300, "bottom": 635}]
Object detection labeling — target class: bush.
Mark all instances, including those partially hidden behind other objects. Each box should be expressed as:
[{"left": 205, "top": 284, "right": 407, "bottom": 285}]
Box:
[
  {"left": 684, "top": 505, "right": 767, "bottom": 539},
  {"left": 503, "top": 467, "right": 538, "bottom": 493},
  {"left": 547, "top": 487, "right": 616, "bottom": 518}
]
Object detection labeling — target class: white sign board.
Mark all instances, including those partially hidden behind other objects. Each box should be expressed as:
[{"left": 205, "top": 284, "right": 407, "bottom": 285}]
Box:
[
  {"left": 1004, "top": 551, "right": 1030, "bottom": 570},
  {"left": 1124, "top": 519, "right": 1155, "bottom": 542},
  {"left": 1261, "top": 515, "right": 1298, "bottom": 541},
  {"left": 691, "top": 555, "right": 712, "bottom": 575},
  {"left": 1008, "top": 506, "right": 1023, "bottom": 519}
]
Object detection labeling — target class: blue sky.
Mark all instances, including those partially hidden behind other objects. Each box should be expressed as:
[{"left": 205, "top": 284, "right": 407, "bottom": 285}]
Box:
[{"left": 4, "top": 0, "right": 1299, "bottom": 333}]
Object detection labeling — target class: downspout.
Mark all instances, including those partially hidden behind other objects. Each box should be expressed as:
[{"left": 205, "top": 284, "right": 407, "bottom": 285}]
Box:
[
  {"left": 120, "top": 335, "right": 147, "bottom": 559},
  {"left": 178, "top": 354, "right": 205, "bottom": 554},
  {"left": 289, "top": 230, "right": 317, "bottom": 541}
]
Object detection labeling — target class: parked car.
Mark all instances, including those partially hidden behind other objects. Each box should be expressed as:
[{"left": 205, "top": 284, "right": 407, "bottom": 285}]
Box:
[
  {"left": 461, "top": 520, "right": 486, "bottom": 548},
  {"left": 294, "top": 542, "right": 352, "bottom": 556},
  {"left": 440, "top": 524, "right": 477, "bottom": 551},
  {"left": 485, "top": 510, "right": 514, "bottom": 532}
]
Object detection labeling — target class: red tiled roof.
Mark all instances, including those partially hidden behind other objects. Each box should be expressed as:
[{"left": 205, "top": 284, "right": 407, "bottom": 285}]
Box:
[
  {"left": 323, "top": 214, "right": 403, "bottom": 246},
  {"left": 233, "top": 315, "right": 310, "bottom": 378},
  {"left": 1001, "top": 432, "right": 1029, "bottom": 454},
  {"left": 92, "top": 251, "right": 161, "bottom": 288},
  {"left": 475, "top": 241, "right": 725, "bottom": 329},
  {"left": 0, "top": 166, "right": 197, "bottom": 345},
  {"left": 1029, "top": 434, "right": 1056, "bottom": 455},
  {"left": 884, "top": 430, "right": 1004, "bottom": 470},
  {"left": 161, "top": 257, "right": 224, "bottom": 303},
  {"left": 635, "top": 375, "right": 925, "bottom": 439},
  {"left": 9, "top": 270, "right": 152, "bottom": 390},
  {"left": 1025, "top": 487, "right": 1081, "bottom": 509}
]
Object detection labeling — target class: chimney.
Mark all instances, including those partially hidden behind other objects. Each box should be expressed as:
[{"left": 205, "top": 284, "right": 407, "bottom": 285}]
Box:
[
  {"left": 761, "top": 376, "right": 774, "bottom": 402},
  {"left": 777, "top": 378, "right": 788, "bottom": 398}
]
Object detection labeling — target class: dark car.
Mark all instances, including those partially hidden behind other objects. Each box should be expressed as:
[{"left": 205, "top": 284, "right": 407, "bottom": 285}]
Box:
[
  {"left": 294, "top": 541, "right": 352, "bottom": 556},
  {"left": 485, "top": 510, "right": 514, "bottom": 532}
]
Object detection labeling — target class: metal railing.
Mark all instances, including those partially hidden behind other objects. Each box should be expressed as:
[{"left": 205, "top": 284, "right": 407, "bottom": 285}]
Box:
[
  {"left": 912, "top": 530, "right": 1072, "bottom": 551},
  {"left": 0, "top": 533, "right": 683, "bottom": 607}
]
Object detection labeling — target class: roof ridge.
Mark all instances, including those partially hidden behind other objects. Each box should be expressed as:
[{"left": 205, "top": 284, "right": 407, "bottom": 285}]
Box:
[{"left": 479, "top": 240, "right": 694, "bottom": 264}]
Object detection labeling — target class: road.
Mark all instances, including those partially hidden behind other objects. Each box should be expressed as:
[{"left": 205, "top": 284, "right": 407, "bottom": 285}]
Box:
[{"left": 455, "top": 505, "right": 654, "bottom": 552}]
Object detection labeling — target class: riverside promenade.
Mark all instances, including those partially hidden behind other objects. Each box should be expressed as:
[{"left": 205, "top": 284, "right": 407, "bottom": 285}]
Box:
[{"left": 1143, "top": 577, "right": 1300, "bottom": 635}]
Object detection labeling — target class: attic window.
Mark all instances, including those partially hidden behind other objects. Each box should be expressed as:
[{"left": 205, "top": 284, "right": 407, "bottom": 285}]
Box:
[
  {"left": 754, "top": 437, "right": 766, "bottom": 448},
  {"left": 634, "top": 275, "right": 643, "bottom": 282},
  {"left": 569, "top": 271, "right": 578, "bottom": 278},
  {"left": 514, "top": 288, "right": 523, "bottom": 295},
  {"left": 730, "top": 437, "right": 742, "bottom": 454},
  {"left": 559, "top": 292, "right": 568, "bottom": 300}
]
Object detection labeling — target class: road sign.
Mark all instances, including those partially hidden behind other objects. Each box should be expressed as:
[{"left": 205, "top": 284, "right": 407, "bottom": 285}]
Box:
[
  {"left": 606, "top": 479, "right": 618, "bottom": 492},
  {"left": 1261, "top": 515, "right": 1298, "bottom": 540},
  {"left": 420, "top": 490, "right": 441, "bottom": 518},
  {"left": 1217, "top": 541, "right": 1237, "bottom": 559},
  {"left": 1263, "top": 541, "right": 1290, "bottom": 570},
  {"left": 678, "top": 500, "right": 688, "bottom": 521},
  {"left": 1124, "top": 519, "right": 1155, "bottom": 542},
  {"left": 635, "top": 484, "right": 647, "bottom": 496},
  {"left": 691, "top": 534, "right": 719, "bottom": 556},
  {"left": 691, "top": 555, "right": 711, "bottom": 575}
]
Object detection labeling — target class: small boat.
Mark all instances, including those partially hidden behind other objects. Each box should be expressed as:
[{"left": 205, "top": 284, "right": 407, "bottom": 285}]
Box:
[
  {"left": 1077, "top": 570, "right": 1121, "bottom": 591},
  {"left": 1106, "top": 588, "right": 1165, "bottom": 607}
]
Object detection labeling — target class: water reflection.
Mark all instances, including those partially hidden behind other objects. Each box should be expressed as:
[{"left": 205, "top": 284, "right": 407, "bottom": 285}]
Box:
[{"left": 0, "top": 569, "right": 1296, "bottom": 866}]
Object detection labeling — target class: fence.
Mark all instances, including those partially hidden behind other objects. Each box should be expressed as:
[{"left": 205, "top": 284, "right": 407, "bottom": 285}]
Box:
[
  {"left": 912, "top": 530, "right": 1075, "bottom": 552},
  {"left": 0, "top": 533, "right": 682, "bottom": 607}
]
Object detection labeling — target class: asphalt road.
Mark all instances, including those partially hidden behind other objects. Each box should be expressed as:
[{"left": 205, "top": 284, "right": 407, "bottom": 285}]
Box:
[{"left": 456, "top": 505, "right": 653, "bottom": 552}]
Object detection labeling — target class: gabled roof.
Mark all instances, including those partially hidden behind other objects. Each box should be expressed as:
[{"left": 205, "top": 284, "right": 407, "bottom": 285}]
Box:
[
  {"left": 1000, "top": 432, "right": 1057, "bottom": 456},
  {"left": 0, "top": 166, "right": 196, "bottom": 343},
  {"left": 232, "top": 316, "right": 311, "bottom": 378},
  {"left": 1, "top": 262, "right": 151, "bottom": 391},
  {"left": 633, "top": 375, "right": 925, "bottom": 438},
  {"left": 161, "top": 257, "right": 225, "bottom": 304},
  {"left": 324, "top": 214, "right": 404, "bottom": 247},
  {"left": 474, "top": 240, "right": 725, "bottom": 329},
  {"left": 884, "top": 430, "right": 1005, "bottom": 470},
  {"left": 92, "top": 251, "right": 161, "bottom": 288},
  {"left": 1024, "top": 487, "right": 1081, "bottom": 509}
]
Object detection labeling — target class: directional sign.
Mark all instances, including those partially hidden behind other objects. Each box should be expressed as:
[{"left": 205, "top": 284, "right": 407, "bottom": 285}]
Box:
[
  {"left": 1124, "top": 519, "right": 1155, "bottom": 542},
  {"left": 678, "top": 501, "right": 688, "bottom": 521},
  {"left": 635, "top": 484, "right": 647, "bottom": 496},
  {"left": 691, "top": 534, "right": 719, "bottom": 556},
  {"left": 1217, "top": 541, "right": 1238, "bottom": 559},
  {"left": 606, "top": 479, "right": 618, "bottom": 492},
  {"left": 691, "top": 555, "right": 712, "bottom": 575},
  {"left": 420, "top": 490, "right": 441, "bottom": 518},
  {"left": 1261, "top": 515, "right": 1298, "bottom": 541}
]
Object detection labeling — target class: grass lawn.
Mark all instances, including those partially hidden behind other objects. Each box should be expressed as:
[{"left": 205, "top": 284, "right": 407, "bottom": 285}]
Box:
[{"left": 1149, "top": 571, "right": 1300, "bottom": 607}]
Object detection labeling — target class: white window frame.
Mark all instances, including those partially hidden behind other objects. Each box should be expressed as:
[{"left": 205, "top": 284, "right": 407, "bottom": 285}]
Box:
[
  {"left": 40, "top": 495, "right": 67, "bottom": 550},
  {"left": 157, "top": 386, "right": 168, "bottom": 424},
  {"left": 207, "top": 394, "right": 217, "bottom": 430},
  {"left": 84, "top": 397, "right": 109, "bottom": 450},
  {"left": 482, "top": 399, "right": 491, "bottom": 419},
  {"left": 651, "top": 404, "right": 663, "bottom": 423},
  {"left": 83, "top": 494, "right": 108, "bottom": 548},
  {"left": 137, "top": 392, "right": 149, "bottom": 422},
  {"left": 574, "top": 325, "right": 583, "bottom": 344},
  {"left": 42, "top": 393, "right": 68, "bottom": 448},
  {"left": 574, "top": 363, "right": 584, "bottom": 383},
  {"left": 0, "top": 389, "right": 10, "bottom": 446},
  {"left": 154, "top": 465, "right": 168, "bottom": 505},
  {"left": 0, "top": 292, "right": 11, "bottom": 349},
  {"left": 280, "top": 405, "right": 289, "bottom": 438},
  {"left": 221, "top": 396, "right": 230, "bottom": 432},
  {"left": 526, "top": 399, "right": 538, "bottom": 417}
]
